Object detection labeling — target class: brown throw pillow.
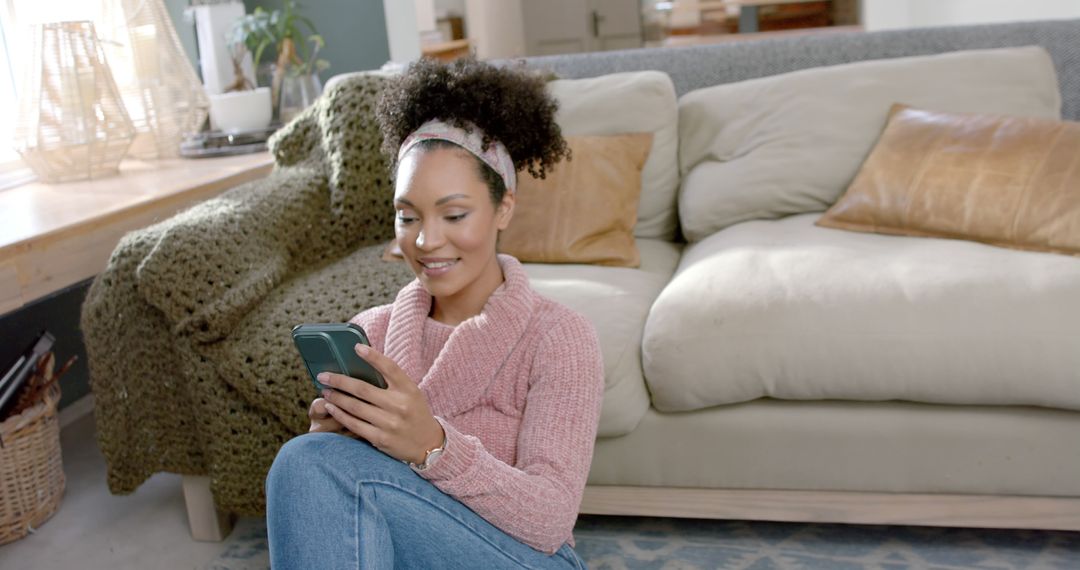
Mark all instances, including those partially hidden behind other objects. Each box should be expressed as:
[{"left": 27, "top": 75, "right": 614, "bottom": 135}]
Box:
[
  {"left": 499, "top": 133, "right": 652, "bottom": 266},
  {"left": 818, "top": 104, "right": 1080, "bottom": 256}
]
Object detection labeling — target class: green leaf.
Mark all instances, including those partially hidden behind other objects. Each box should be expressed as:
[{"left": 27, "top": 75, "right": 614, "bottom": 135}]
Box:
[{"left": 229, "top": 0, "right": 326, "bottom": 73}]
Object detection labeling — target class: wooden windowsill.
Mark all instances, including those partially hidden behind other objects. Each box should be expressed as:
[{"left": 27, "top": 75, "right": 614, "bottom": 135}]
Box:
[{"left": 0, "top": 152, "right": 274, "bottom": 315}]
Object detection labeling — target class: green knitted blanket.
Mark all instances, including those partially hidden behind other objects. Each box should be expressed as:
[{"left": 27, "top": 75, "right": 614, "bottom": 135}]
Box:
[{"left": 81, "top": 73, "right": 415, "bottom": 515}]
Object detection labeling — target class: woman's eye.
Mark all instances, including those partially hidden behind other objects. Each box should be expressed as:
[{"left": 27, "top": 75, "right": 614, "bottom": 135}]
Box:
[
  {"left": 446, "top": 213, "right": 468, "bottom": 222},
  {"left": 396, "top": 214, "right": 417, "bottom": 224}
]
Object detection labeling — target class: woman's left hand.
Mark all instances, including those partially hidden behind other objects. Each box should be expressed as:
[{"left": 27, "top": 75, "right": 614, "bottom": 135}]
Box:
[{"left": 317, "top": 343, "right": 445, "bottom": 465}]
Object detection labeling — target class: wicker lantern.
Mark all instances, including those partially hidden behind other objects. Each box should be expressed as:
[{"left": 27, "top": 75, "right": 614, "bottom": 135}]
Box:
[
  {"left": 13, "top": 21, "right": 136, "bottom": 183},
  {"left": 96, "top": 0, "right": 211, "bottom": 159}
]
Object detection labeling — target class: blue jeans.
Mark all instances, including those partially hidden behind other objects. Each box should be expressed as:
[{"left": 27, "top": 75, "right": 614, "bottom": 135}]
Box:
[{"left": 266, "top": 432, "right": 587, "bottom": 569}]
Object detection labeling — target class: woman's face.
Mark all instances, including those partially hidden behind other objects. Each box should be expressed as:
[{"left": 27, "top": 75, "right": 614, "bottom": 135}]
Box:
[{"left": 393, "top": 146, "right": 514, "bottom": 301}]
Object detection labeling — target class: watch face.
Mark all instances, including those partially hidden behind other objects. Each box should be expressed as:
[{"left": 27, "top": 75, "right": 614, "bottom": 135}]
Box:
[
  {"left": 412, "top": 448, "right": 443, "bottom": 471},
  {"left": 424, "top": 448, "right": 444, "bottom": 469}
]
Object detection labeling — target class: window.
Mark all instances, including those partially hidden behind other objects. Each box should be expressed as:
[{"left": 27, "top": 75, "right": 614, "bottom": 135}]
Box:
[{"left": 0, "top": 1, "right": 29, "bottom": 188}]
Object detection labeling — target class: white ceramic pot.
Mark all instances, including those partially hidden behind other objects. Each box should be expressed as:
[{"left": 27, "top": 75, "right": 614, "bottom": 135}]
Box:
[{"left": 208, "top": 87, "right": 272, "bottom": 132}]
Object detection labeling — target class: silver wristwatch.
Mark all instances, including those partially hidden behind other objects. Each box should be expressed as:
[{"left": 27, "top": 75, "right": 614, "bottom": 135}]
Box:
[{"left": 409, "top": 435, "right": 447, "bottom": 472}]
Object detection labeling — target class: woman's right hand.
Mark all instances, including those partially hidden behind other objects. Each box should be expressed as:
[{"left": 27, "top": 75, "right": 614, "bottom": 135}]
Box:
[{"left": 308, "top": 397, "right": 349, "bottom": 435}]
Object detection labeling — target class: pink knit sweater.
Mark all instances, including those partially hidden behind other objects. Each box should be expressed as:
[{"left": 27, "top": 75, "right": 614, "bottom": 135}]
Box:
[{"left": 348, "top": 254, "right": 605, "bottom": 554}]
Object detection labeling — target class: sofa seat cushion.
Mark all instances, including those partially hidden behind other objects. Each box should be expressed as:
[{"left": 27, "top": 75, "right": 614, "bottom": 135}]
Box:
[
  {"left": 524, "top": 238, "right": 683, "bottom": 437},
  {"left": 642, "top": 213, "right": 1080, "bottom": 412},
  {"left": 588, "top": 401, "right": 1080, "bottom": 497}
]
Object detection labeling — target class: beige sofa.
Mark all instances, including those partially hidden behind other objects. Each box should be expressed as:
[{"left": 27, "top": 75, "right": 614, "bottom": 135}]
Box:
[{"left": 504, "top": 22, "right": 1080, "bottom": 532}]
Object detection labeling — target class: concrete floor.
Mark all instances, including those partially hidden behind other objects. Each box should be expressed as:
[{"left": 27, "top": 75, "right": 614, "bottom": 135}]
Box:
[{"left": 0, "top": 408, "right": 238, "bottom": 570}]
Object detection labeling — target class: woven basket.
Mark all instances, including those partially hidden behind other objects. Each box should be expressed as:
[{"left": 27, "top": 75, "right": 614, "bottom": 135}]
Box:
[{"left": 0, "top": 377, "right": 65, "bottom": 545}]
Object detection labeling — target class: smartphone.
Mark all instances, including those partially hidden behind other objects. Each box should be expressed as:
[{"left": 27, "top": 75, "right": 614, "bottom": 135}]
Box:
[{"left": 291, "top": 323, "right": 387, "bottom": 392}]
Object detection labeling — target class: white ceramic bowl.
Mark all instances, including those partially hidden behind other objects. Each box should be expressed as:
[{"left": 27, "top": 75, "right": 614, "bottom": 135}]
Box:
[{"left": 208, "top": 87, "right": 272, "bottom": 133}]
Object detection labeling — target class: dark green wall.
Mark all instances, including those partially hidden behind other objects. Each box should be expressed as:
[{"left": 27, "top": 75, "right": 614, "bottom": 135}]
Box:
[
  {"left": 243, "top": 0, "right": 391, "bottom": 83},
  {"left": 164, "top": 0, "right": 200, "bottom": 69}
]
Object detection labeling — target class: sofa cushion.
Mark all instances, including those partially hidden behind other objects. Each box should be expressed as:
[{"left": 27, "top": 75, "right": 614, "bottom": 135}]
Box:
[
  {"left": 548, "top": 71, "right": 679, "bottom": 240},
  {"left": 500, "top": 133, "right": 653, "bottom": 267},
  {"left": 819, "top": 104, "right": 1080, "bottom": 257},
  {"left": 524, "top": 238, "right": 683, "bottom": 437},
  {"left": 642, "top": 213, "right": 1080, "bottom": 412},
  {"left": 677, "top": 46, "right": 1062, "bottom": 242}
]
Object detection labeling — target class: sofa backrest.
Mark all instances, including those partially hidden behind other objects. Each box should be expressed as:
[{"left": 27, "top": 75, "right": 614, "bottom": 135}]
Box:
[
  {"left": 671, "top": 46, "right": 1063, "bottom": 240},
  {"left": 522, "top": 19, "right": 1080, "bottom": 121}
]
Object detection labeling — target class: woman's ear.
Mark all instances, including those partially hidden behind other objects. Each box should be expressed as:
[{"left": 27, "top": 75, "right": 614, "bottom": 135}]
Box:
[{"left": 496, "top": 192, "right": 515, "bottom": 231}]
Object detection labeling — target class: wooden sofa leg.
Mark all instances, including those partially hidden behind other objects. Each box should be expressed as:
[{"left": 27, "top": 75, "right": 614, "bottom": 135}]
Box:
[{"left": 181, "top": 475, "right": 235, "bottom": 542}]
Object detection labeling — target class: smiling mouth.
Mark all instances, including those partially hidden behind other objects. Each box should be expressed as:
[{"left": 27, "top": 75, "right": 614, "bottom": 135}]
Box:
[{"left": 420, "top": 259, "right": 459, "bottom": 269}]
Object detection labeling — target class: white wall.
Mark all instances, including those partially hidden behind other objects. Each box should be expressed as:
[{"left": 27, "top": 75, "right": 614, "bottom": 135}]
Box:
[
  {"left": 863, "top": 0, "right": 1080, "bottom": 31},
  {"left": 862, "top": 0, "right": 910, "bottom": 31},
  {"left": 414, "top": 0, "right": 437, "bottom": 32},
  {"left": 383, "top": 0, "right": 422, "bottom": 63},
  {"left": 465, "top": 0, "right": 526, "bottom": 59}
]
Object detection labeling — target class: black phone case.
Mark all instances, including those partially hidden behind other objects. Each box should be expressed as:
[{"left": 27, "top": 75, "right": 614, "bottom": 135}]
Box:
[{"left": 291, "top": 323, "right": 387, "bottom": 391}]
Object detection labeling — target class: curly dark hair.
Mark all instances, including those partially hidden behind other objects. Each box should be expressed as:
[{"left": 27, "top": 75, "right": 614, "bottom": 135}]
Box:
[{"left": 375, "top": 57, "right": 569, "bottom": 204}]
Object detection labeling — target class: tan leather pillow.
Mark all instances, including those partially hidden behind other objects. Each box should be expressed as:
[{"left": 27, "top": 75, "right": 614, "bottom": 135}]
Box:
[
  {"left": 500, "top": 133, "right": 652, "bottom": 266},
  {"left": 818, "top": 104, "right": 1080, "bottom": 256}
]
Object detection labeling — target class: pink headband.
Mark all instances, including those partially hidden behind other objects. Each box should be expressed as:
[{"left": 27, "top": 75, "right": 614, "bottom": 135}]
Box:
[{"left": 398, "top": 119, "right": 517, "bottom": 194}]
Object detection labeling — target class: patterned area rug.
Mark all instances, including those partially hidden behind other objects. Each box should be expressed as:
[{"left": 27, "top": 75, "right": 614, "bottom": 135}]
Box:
[{"left": 207, "top": 515, "right": 1080, "bottom": 569}]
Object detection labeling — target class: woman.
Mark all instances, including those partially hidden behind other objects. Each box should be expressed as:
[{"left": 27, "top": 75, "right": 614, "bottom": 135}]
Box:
[{"left": 266, "top": 58, "right": 603, "bottom": 569}]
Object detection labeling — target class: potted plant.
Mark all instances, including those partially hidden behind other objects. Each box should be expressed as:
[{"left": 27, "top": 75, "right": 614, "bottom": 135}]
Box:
[
  {"left": 228, "top": 1, "right": 329, "bottom": 123},
  {"left": 200, "top": 7, "right": 276, "bottom": 133}
]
